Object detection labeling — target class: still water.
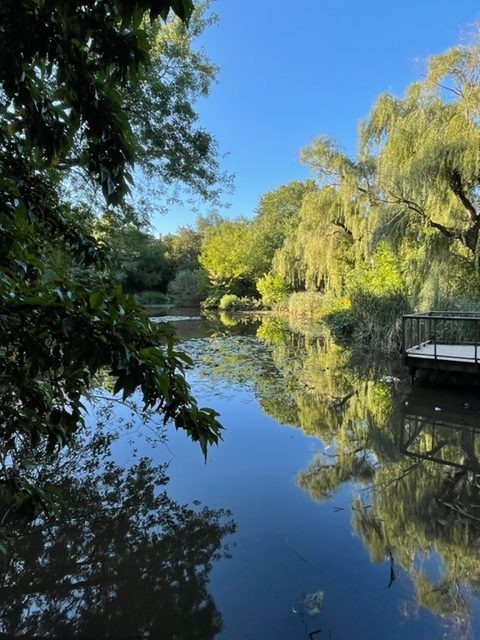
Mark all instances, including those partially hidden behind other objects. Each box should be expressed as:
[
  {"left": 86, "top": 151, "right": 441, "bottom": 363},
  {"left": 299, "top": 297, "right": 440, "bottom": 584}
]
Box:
[{"left": 3, "top": 311, "right": 480, "bottom": 639}]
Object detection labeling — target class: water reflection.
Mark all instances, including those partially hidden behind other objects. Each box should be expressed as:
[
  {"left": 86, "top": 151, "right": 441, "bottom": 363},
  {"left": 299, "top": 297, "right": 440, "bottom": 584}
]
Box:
[
  {"left": 6, "top": 311, "right": 480, "bottom": 639},
  {"left": 348, "top": 386, "right": 480, "bottom": 640},
  {"left": 0, "top": 431, "right": 235, "bottom": 639},
  {"left": 184, "top": 313, "right": 480, "bottom": 637},
  {"left": 401, "top": 385, "right": 480, "bottom": 471}
]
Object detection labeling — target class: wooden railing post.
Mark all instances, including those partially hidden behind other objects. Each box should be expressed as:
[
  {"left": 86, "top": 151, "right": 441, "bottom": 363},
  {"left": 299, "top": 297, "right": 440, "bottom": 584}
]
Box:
[{"left": 476, "top": 318, "right": 478, "bottom": 370}]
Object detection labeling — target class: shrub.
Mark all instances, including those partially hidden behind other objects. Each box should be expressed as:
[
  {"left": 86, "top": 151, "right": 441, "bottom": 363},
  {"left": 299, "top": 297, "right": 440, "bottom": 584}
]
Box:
[
  {"left": 219, "top": 294, "right": 240, "bottom": 310},
  {"left": 135, "top": 290, "right": 170, "bottom": 305},
  {"left": 218, "top": 294, "right": 262, "bottom": 311},
  {"left": 323, "top": 309, "right": 356, "bottom": 341},
  {"left": 167, "top": 269, "right": 206, "bottom": 307},
  {"left": 287, "top": 291, "right": 324, "bottom": 317},
  {"left": 256, "top": 272, "right": 290, "bottom": 309},
  {"left": 357, "top": 291, "right": 411, "bottom": 351}
]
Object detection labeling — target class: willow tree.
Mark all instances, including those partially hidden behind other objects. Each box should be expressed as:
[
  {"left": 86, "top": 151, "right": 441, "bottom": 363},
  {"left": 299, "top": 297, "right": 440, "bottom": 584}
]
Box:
[
  {"left": 274, "top": 136, "right": 372, "bottom": 293},
  {"left": 360, "top": 43, "right": 480, "bottom": 305}
]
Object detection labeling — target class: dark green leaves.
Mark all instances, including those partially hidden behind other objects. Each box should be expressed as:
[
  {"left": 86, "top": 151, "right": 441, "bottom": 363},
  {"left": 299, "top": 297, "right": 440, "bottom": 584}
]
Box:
[
  {"left": 0, "top": 0, "right": 224, "bottom": 549},
  {"left": 149, "top": 0, "right": 195, "bottom": 23}
]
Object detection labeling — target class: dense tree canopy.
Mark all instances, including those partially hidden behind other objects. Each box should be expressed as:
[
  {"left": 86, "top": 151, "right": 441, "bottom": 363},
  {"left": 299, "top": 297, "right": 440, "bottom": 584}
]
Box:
[{"left": 0, "top": 0, "right": 223, "bottom": 529}]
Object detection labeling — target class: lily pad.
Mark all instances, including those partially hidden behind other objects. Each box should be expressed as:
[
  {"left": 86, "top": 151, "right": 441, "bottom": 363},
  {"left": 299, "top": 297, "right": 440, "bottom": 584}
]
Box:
[{"left": 302, "top": 590, "right": 324, "bottom": 616}]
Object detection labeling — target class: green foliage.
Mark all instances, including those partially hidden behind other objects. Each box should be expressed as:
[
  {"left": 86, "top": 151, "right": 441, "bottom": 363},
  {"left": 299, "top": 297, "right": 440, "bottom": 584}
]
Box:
[
  {"left": 106, "top": 226, "right": 174, "bottom": 293},
  {"left": 256, "top": 272, "right": 290, "bottom": 308},
  {"left": 251, "top": 179, "right": 316, "bottom": 277},
  {"left": 199, "top": 218, "right": 258, "bottom": 289},
  {"left": 287, "top": 291, "right": 325, "bottom": 317},
  {"left": 135, "top": 290, "right": 171, "bottom": 305},
  {"left": 0, "top": 0, "right": 223, "bottom": 534},
  {"left": 326, "top": 292, "right": 410, "bottom": 351},
  {"left": 347, "top": 242, "right": 406, "bottom": 298},
  {"left": 322, "top": 242, "right": 411, "bottom": 349},
  {"left": 198, "top": 182, "right": 316, "bottom": 299},
  {"left": 168, "top": 268, "right": 208, "bottom": 306},
  {"left": 163, "top": 225, "right": 202, "bottom": 272},
  {"left": 218, "top": 294, "right": 261, "bottom": 311},
  {"left": 218, "top": 294, "right": 239, "bottom": 310},
  {"left": 359, "top": 42, "right": 480, "bottom": 278},
  {"left": 273, "top": 186, "right": 360, "bottom": 292},
  {"left": 127, "top": 3, "right": 226, "bottom": 204}
]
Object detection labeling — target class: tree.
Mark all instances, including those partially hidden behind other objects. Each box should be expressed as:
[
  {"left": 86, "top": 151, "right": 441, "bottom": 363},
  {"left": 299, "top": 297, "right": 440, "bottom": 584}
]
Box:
[
  {"left": 126, "top": 2, "right": 227, "bottom": 205},
  {"left": 199, "top": 218, "right": 259, "bottom": 295},
  {"left": 106, "top": 226, "right": 174, "bottom": 294},
  {"left": 0, "top": 0, "right": 222, "bottom": 530},
  {"left": 163, "top": 224, "right": 203, "bottom": 272},
  {"left": 274, "top": 138, "right": 369, "bottom": 292},
  {"left": 360, "top": 43, "right": 480, "bottom": 303},
  {"left": 251, "top": 179, "right": 316, "bottom": 276}
]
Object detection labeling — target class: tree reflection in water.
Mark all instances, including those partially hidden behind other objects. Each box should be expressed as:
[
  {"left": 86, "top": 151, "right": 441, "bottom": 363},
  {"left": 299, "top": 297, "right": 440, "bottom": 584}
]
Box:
[
  {"left": 14, "top": 313, "right": 480, "bottom": 639},
  {"left": 186, "top": 313, "right": 480, "bottom": 638},
  {"left": 0, "top": 426, "right": 235, "bottom": 640}
]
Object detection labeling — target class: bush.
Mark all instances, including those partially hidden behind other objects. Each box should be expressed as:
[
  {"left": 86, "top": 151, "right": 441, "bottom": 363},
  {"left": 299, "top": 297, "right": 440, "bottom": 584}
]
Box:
[
  {"left": 218, "top": 294, "right": 240, "bottom": 310},
  {"left": 287, "top": 291, "right": 324, "bottom": 317},
  {"left": 167, "top": 269, "right": 206, "bottom": 307},
  {"left": 135, "top": 290, "right": 170, "bottom": 305},
  {"left": 218, "top": 294, "right": 262, "bottom": 311},
  {"left": 321, "top": 242, "right": 411, "bottom": 351},
  {"left": 256, "top": 272, "right": 290, "bottom": 308},
  {"left": 323, "top": 309, "right": 356, "bottom": 341},
  {"left": 325, "top": 291, "right": 411, "bottom": 351}
]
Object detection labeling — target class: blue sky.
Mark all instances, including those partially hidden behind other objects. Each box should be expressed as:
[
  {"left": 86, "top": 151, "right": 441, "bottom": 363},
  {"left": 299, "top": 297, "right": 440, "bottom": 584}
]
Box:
[{"left": 153, "top": 0, "right": 479, "bottom": 234}]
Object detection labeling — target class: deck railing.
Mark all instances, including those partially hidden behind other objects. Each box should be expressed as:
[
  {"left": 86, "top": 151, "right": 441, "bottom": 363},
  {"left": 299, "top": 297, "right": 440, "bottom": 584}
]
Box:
[{"left": 402, "top": 311, "right": 480, "bottom": 365}]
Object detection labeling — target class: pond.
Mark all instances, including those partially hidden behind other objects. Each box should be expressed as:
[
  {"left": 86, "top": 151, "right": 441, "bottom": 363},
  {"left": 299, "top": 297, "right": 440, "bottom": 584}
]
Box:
[{"left": 3, "top": 310, "right": 480, "bottom": 639}]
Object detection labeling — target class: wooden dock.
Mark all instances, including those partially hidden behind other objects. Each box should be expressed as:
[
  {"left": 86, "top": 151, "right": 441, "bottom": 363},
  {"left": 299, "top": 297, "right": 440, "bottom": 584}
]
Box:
[{"left": 402, "top": 311, "right": 480, "bottom": 377}]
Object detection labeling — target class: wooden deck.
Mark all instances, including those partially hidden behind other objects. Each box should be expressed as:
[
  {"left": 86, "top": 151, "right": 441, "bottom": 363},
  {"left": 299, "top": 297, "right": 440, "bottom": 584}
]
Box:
[
  {"left": 402, "top": 312, "right": 480, "bottom": 377},
  {"left": 406, "top": 342, "right": 480, "bottom": 362}
]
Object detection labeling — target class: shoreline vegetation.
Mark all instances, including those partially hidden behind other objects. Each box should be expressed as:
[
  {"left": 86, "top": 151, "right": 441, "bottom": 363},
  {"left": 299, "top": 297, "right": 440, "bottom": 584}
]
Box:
[{"left": 134, "top": 38, "right": 480, "bottom": 351}]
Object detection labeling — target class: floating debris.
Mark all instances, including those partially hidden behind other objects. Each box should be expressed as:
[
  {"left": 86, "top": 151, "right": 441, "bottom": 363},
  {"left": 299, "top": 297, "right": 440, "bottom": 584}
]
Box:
[
  {"left": 150, "top": 315, "right": 202, "bottom": 323},
  {"left": 380, "top": 375, "right": 400, "bottom": 384},
  {"left": 303, "top": 590, "right": 324, "bottom": 616}
]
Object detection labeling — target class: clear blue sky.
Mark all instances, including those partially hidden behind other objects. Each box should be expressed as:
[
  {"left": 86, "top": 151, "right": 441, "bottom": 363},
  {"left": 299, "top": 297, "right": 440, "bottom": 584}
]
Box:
[{"left": 153, "top": 0, "right": 479, "bottom": 235}]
